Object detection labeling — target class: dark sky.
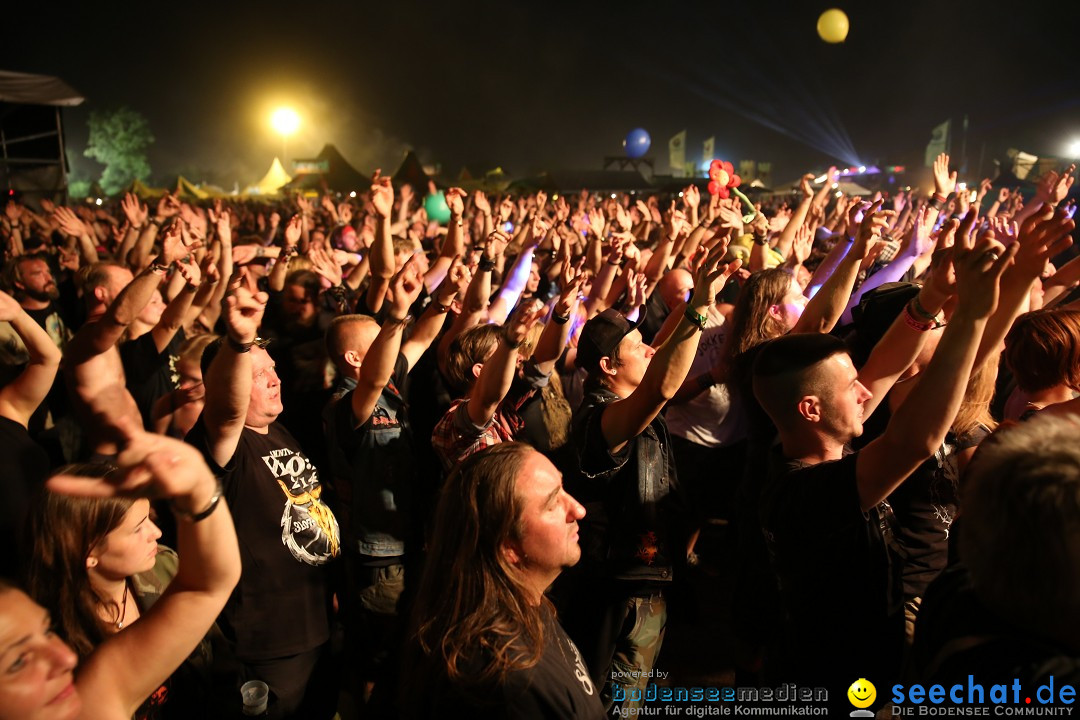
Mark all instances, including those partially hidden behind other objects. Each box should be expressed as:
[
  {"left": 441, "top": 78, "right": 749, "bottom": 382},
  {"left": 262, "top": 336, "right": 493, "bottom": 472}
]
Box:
[{"left": 5, "top": 1, "right": 1080, "bottom": 188}]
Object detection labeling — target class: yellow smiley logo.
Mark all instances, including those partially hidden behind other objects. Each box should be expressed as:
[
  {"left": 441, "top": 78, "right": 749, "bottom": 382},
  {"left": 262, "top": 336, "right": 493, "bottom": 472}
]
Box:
[{"left": 847, "top": 678, "right": 876, "bottom": 709}]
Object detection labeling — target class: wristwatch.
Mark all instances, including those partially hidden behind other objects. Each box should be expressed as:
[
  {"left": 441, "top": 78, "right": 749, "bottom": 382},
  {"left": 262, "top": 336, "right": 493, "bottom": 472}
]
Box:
[{"left": 684, "top": 306, "right": 707, "bottom": 331}]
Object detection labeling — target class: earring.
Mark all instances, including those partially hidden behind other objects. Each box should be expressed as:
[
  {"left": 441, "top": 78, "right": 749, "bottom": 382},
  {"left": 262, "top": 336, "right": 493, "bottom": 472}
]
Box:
[{"left": 87, "top": 558, "right": 98, "bottom": 567}]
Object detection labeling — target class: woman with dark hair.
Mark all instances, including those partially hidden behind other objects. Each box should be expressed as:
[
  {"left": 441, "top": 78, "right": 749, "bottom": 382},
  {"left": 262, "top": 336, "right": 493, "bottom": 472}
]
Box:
[
  {"left": 402, "top": 442, "right": 602, "bottom": 719},
  {"left": 26, "top": 480, "right": 220, "bottom": 719},
  {"left": 0, "top": 418, "right": 240, "bottom": 720}
]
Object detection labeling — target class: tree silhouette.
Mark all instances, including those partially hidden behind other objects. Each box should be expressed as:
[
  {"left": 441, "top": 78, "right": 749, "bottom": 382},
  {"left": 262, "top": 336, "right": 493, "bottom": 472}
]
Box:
[{"left": 84, "top": 107, "right": 153, "bottom": 195}]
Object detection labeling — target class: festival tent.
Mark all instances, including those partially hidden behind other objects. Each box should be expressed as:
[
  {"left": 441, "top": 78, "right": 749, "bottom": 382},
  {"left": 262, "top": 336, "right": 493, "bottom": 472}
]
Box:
[
  {"left": 391, "top": 150, "right": 430, "bottom": 191},
  {"left": 507, "top": 170, "right": 656, "bottom": 194},
  {"left": 0, "top": 70, "right": 84, "bottom": 197},
  {"left": 282, "top": 144, "right": 369, "bottom": 194},
  {"left": 242, "top": 157, "right": 292, "bottom": 196},
  {"left": 455, "top": 166, "right": 512, "bottom": 194}
]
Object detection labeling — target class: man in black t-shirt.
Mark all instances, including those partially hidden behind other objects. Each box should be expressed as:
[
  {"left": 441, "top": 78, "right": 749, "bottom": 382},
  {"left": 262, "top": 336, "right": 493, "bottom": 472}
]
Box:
[
  {"left": 403, "top": 443, "right": 604, "bottom": 720},
  {"left": 750, "top": 229, "right": 1011, "bottom": 704},
  {"left": 189, "top": 270, "right": 340, "bottom": 720}
]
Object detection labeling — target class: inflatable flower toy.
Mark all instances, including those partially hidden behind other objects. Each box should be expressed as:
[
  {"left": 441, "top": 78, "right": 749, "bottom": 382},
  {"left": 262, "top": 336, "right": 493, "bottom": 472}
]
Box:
[{"left": 707, "top": 159, "right": 758, "bottom": 222}]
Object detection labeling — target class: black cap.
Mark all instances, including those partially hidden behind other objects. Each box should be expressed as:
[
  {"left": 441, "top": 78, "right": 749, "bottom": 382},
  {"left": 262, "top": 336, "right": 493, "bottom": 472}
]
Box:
[{"left": 577, "top": 306, "right": 645, "bottom": 374}]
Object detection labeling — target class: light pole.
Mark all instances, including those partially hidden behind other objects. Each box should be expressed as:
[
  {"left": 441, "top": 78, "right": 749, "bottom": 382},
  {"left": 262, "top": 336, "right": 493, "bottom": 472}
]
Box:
[{"left": 270, "top": 107, "right": 300, "bottom": 162}]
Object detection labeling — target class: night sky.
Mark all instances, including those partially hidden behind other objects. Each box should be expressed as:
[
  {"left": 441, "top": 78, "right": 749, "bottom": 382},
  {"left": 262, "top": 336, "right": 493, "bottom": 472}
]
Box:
[{"left": 4, "top": 1, "right": 1080, "bottom": 188}]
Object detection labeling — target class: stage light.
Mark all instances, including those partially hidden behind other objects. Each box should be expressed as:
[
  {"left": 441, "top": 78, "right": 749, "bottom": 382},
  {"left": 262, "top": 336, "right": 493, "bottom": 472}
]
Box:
[
  {"left": 1067, "top": 140, "right": 1080, "bottom": 158},
  {"left": 349, "top": 191, "right": 357, "bottom": 198},
  {"left": 270, "top": 108, "right": 300, "bottom": 136}
]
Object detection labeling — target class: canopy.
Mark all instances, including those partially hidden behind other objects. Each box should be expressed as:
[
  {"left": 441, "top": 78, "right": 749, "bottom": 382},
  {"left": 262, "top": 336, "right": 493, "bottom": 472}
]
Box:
[
  {"left": 0, "top": 70, "right": 84, "bottom": 107},
  {"left": 243, "top": 157, "right": 292, "bottom": 196},
  {"left": 391, "top": 150, "right": 430, "bottom": 192},
  {"left": 282, "top": 144, "right": 368, "bottom": 194}
]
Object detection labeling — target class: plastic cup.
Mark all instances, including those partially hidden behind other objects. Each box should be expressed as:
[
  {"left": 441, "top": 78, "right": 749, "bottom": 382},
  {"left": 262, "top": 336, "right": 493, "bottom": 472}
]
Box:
[{"left": 241, "top": 680, "right": 269, "bottom": 716}]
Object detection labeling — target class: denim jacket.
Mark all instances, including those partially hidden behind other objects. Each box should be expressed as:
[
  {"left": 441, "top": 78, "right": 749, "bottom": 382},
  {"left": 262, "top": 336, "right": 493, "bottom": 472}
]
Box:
[
  {"left": 572, "top": 383, "right": 687, "bottom": 583},
  {"left": 324, "top": 355, "right": 414, "bottom": 558}
]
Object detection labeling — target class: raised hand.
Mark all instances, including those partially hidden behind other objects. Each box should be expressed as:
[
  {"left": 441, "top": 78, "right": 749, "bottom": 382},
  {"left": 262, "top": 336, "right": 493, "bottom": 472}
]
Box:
[
  {"left": 1035, "top": 164, "right": 1076, "bottom": 206},
  {"left": 1012, "top": 206, "right": 1076, "bottom": 277},
  {"left": 535, "top": 190, "right": 548, "bottom": 213},
  {"left": 555, "top": 258, "right": 586, "bottom": 317},
  {"left": 664, "top": 201, "right": 688, "bottom": 239},
  {"left": 504, "top": 298, "right": 545, "bottom": 345},
  {"left": 223, "top": 270, "right": 268, "bottom": 343},
  {"left": 800, "top": 173, "right": 815, "bottom": 199},
  {"left": 48, "top": 412, "right": 218, "bottom": 507},
  {"left": 284, "top": 214, "right": 302, "bottom": 248},
  {"left": 370, "top": 169, "right": 394, "bottom": 218},
  {"left": 852, "top": 200, "right": 891, "bottom": 260},
  {"left": 437, "top": 255, "right": 469, "bottom": 306},
  {"left": 951, "top": 218, "right": 1016, "bottom": 320},
  {"left": 160, "top": 221, "right": 196, "bottom": 266},
  {"left": 484, "top": 230, "right": 510, "bottom": 260},
  {"left": 121, "top": 193, "right": 148, "bottom": 227},
  {"left": 791, "top": 223, "right": 813, "bottom": 264},
  {"left": 690, "top": 241, "right": 741, "bottom": 309},
  {"left": 156, "top": 193, "right": 181, "bottom": 219},
  {"left": 473, "top": 191, "right": 492, "bottom": 216},
  {"left": 498, "top": 196, "right": 514, "bottom": 223},
  {"left": 176, "top": 257, "right": 202, "bottom": 287},
  {"left": 683, "top": 185, "right": 700, "bottom": 211},
  {"left": 308, "top": 244, "right": 343, "bottom": 287},
  {"left": 388, "top": 254, "right": 424, "bottom": 318},
  {"left": 445, "top": 187, "right": 466, "bottom": 217},
  {"left": 588, "top": 209, "right": 607, "bottom": 238},
  {"left": 52, "top": 206, "right": 91, "bottom": 237},
  {"left": 997, "top": 187, "right": 1010, "bottom": 204},
  {"left": 933, "top": 153, "right": 957, "bottom": 197}
]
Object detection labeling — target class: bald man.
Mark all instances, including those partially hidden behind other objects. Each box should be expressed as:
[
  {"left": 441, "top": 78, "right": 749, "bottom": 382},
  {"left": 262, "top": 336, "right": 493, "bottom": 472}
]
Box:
[{"left": 322, "top": 258, "right": 460, "bottom": 712}]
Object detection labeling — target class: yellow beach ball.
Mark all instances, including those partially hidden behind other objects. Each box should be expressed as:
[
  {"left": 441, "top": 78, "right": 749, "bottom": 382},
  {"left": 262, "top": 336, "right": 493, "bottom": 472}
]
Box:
[{"left": 817, "top": 9, "right": 849, "bottom": 44}]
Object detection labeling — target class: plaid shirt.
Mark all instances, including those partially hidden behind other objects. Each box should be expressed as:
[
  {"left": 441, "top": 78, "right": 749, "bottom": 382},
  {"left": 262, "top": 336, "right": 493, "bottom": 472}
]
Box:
[{"left": 431, "top": 360, "right": 550, "bottom": 473}]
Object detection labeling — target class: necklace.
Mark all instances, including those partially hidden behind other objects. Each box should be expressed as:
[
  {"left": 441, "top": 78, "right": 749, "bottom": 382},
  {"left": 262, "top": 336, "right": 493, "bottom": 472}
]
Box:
[{"left": 116, "top": 582, "right": 129, "bottom": 630}]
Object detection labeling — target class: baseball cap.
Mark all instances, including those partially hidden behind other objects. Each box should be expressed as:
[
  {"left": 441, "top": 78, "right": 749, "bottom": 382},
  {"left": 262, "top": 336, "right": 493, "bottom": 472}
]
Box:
[{"left": 577, "top": 306, "right": 646, "bottom": 374}]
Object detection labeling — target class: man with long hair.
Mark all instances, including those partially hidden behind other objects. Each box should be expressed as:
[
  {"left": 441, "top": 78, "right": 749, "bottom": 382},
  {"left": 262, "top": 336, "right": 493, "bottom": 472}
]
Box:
[{"left": 402, "top": 442, "right": 604, "bottom": 719}]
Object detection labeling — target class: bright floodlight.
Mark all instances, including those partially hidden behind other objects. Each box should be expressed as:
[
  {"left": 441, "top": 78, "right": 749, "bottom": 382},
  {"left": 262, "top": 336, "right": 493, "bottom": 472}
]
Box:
[
  {"left": 271, "top": 107, "right": 300, "bottom": 137},
  {"left": 1068, "top": 139, "right": 1080, "bottom": 158}
]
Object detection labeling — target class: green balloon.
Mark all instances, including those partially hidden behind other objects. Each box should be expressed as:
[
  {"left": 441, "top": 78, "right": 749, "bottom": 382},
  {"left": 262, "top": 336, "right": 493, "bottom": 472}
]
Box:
[{"left": 424, "top": 190, "right": 452, "bottom": 224}]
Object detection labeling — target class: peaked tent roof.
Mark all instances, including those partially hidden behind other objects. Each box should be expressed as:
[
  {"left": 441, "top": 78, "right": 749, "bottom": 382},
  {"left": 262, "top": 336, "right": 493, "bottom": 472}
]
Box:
[
  {"left": 282, "top": 144, "right": 369, "bottom": 193},
  {"left": 243, "top": 157, "right": 292, "bottom": 196},
  {"left": 391, "top": 150, "right": 430, "bottom": 191},
  {"left": 0, "top": 70, "right": 84, "bottom": 106}
]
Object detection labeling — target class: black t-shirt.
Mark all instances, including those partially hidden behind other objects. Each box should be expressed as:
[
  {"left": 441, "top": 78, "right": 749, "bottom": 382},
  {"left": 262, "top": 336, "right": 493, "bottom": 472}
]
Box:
[
  {"left": 185, "top": 418, "right": 340, "bottom": 659},
  {"left": 0, "top": 415, "right": 50, "bottom": 580},
  {"left": 120, "top": 328, "right": 185, "bottom": 429},
  {"left": 407, "top": 609, "right": 606, "bottom": 719},
  {"left": 759, "top": 447, "right": 904, "bottom": 684}
]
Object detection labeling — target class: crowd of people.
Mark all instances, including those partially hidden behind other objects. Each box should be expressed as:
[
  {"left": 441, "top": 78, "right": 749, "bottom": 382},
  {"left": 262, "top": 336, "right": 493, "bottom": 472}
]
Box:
[{"left": 0, "top": 153, "right": 1078, "bottom": 719}]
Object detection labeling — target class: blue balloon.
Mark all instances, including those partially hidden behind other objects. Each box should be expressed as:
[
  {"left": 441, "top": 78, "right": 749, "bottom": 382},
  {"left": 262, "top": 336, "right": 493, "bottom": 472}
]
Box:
[{"left": 624, "top": 128, "right": 651, "bottom": 159}]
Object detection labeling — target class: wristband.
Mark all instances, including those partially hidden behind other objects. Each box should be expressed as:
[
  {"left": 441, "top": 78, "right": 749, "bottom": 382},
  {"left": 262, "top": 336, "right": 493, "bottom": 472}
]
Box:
[
  {"left": 552, "top": 310, "right": 570, "bottom": 325},
  {"left": 753, "top": 233, "right": 769, "bottom": 246},
  {"left": 226, "top": 336, "right": 255, "bottom": 353},
  {"left": 432, "top": 298, "right": 453, "bottom": 313},
  {"left": 478, "top": 257, "right": 496, "bottom": 272},
  {"left": 171, "top": 478, "right": 223, "bottom": 523},
  {"left": 149, "top": 262, "right": 169, "bottom": 275},
  {"left": 909, "top": 296, "right": 937, "bottom": 321},
  {"left": 684, "top": 306, "right": 707, "bottom": 331},
  {"left": 902, "top": 305, "right": 934, "bottom": 331}
]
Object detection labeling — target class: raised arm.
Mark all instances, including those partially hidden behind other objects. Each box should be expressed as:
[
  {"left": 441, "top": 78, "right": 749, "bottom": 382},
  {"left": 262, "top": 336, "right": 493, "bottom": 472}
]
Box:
[
  {"left": 0, "top": 291, "right": 61, "bottom": 425},
  {"left": 202, "top": 272, "right": 267, "bottom": 468},
  {"left": 488, "top": 217, "right": 546, "bottom": 324},
  {"left": 855, "top": 228, "right": 1014, "bottom": 511},
  {"left": 465, "top": 303, "right": 541, "bottom": 426},
  {"left": 793, "top": 200, "right": 888, "bottom": 335},
  {"left": 352, "top": 257, "right": 428, "bottom": 425},
  {"left": 66, "top": 227, "right": 190, "bottom": 363},
  {"left": 402, "top": 255, "right": 464, "bottom": 371},
  {"left": 531, "top": 259, "right": 585, "bottom": 375},
  {"left": 367, "top": 171, "right": 397, "bottom": 314},
  {"left": 425, "top": 187, "right": 466, "bottom": 292},
  {"left": 50, "top": 419, "right": 240, "bottom": 720},
  {"left": 600, "top": 245, "right": 741, "bottom": 453}
]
